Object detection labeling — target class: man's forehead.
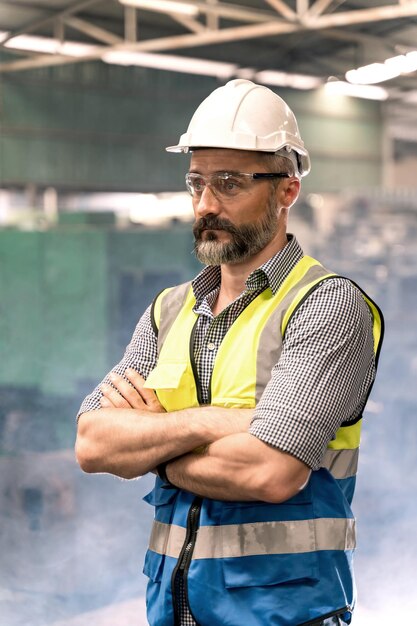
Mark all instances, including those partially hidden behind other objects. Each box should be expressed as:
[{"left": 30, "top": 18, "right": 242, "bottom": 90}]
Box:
[{"left": 189, "top": 148, "right": 265, "bottom": 171}]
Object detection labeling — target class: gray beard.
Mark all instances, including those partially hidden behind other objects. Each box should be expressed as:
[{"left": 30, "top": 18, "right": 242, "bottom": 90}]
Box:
[{"left": 193, "top": 201, "right": 278, "bottom": 266}]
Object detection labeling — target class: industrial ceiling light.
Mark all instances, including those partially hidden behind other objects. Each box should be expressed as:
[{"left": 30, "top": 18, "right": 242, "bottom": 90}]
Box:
[
  {"left": 102, "top": 52, "right": 322, "bottom": 89},
  {"left": 118, "top": 0, "right": 199, "bottom": 16},
  {"left": 102, "top": 50, "right": 237, "bottom": 78},
  {"left": 386, "top": 51, "right": 417, "bottom": 75},
  {"left": 255, "top": 70, "right": 322, "bottom": 90},
  {"left": 325, "top": 81, "right": 388, "bottom": 101},
  {"left": 346, "top": 51, "right": 417, "bottom": 85},
  {"left": 346, "top": 62, "right": 401, "bottom": 85},
  {"left": 1, "top": 33, "right": 97, "bottom": 56},
  {"left": 59, "top": 41, "right": 99, "bottom": 57},
  {"left": 4, "top": 34, "right": 60, "bottom": 54}
]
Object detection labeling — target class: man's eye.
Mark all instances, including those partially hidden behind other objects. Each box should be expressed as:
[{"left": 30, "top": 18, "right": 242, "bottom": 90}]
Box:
[
  {"left": 220, "top": 177, "right": 241, "bottom": 191},
  {"left": 193, "top": 178, "right": 205, "bottom": 191}
]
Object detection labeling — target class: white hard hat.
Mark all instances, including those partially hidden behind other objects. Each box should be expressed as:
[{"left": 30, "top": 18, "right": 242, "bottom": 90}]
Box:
[{"left": 166, "top": 79, "right": 310, "bottom": 177}]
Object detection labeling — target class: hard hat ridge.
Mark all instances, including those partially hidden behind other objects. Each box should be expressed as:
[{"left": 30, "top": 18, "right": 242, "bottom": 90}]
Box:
[{"left": 166, "top": 79, "right": 311, "bottom": 177}]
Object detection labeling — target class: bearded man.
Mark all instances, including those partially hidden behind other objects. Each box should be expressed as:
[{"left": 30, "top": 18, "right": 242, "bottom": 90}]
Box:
[{"left": 76, "top": 80, "right": 384, "bottom": 626}]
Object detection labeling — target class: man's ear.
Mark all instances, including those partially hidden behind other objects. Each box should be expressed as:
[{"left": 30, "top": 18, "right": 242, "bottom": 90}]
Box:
[{"left": 280, "top": 177, "right": 301, "bottom": 209}]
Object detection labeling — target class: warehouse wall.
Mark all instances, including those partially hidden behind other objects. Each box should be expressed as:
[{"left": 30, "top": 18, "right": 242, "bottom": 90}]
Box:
[
  {"left": 0, "top": 60, "right": 382, "bottom": 193},
  {"left": 0, "top": 225, "right": 198, "bottom": 396}
]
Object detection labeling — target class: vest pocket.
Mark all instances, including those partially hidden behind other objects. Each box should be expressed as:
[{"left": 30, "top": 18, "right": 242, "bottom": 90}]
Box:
[
  {"left": 144, "top": 361, "right": 189, "bottom": 390},
  {"left": 220, "top": 499, "right": 320, "bottom": 588},
  {"left": 222, "top": 551, "right": 319, "bottom": 588},
  {"left": 144, "top": 361, "right": 198, "bottom": 410}
]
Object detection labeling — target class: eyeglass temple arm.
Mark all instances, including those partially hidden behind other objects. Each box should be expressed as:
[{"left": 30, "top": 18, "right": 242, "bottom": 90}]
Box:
[{"left": 251, "top": 173, "right": 290, "bottom": 179}]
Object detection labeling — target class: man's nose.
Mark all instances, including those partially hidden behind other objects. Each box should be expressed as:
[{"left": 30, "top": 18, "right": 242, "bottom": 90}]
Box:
[{"left": 194, "top": 184, "right": 222, "bottom": 217}]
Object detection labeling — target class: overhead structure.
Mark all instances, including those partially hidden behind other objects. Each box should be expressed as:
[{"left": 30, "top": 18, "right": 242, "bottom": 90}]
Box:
[
  {"left": 0, "top": 0, "right": 417, "bottom": 158},
  {"left": 0, "top": 1, "right": 415, "bottom": 190},
  {"left": 0, "top": 0, "right": 417, "bottom": 84}
]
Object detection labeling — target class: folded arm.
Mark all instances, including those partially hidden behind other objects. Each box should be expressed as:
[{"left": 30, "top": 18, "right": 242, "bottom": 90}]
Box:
[
  {"left": 75, "top": 369, "right": 253, "bottom": 479},
  {"left": 165, "top": 434, "right": 310, "bottom": 503},
  {"left": 75, "top": 368, "right": 308, "bottom": 502},
  {"left": 76, "top": 278, "right": 374, "bottom": 503}
]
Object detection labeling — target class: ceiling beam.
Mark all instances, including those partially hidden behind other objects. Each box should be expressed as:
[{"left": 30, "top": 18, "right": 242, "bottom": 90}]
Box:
[
  {"left": 306, "top": 1, "right": 417, "bottom": 28},
  {"left": 122, "top": 1, "right": 277, "bottom": 24},
  {"left": 296, "top": 0, "right": 310, "bottom": 16},
  {"left": 127, "top": 20, "right": 298, "bottom": 51},
  {"left": 124, "top": 6, "right": 137, "bottom": 42},
  {"left": 169, "top": 14, "right": 207, "bottom": 34},
  {"left": 183, "top": 1, "right": 276, "bottom": 23},
  {"left": 54, "top": 18, "right": 65, "bottom": 43},
  {"left": 2, "top": 2, "right": 417, "bottom": 73},
  {"left": 65, "top": 17, "right": 123, "bottom": 44},
  {"left": 207, "top": 0, "right": 219, "bottom": 30},
  {"left": 0, "top": 0, "right": 103, "bottom": 46}
]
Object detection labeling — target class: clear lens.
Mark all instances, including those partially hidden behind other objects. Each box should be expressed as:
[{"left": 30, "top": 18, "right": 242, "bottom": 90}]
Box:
[
  {"left": 185, "top": 173, "right": 205, "bottom": 196},
  {"left": 185, "top": 172, "right": 288, "bottom": 199},
  {"left": 185, "top": 172, "right": 251, "bottom": 198},
  {"left": 216, "top": 174, "right": 248, "bottom": 196}
]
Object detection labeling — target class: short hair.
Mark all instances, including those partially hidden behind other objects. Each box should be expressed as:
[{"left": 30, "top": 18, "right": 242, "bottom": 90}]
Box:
[{"left": 258, "top": 152, "right": 295, "bottom": 176}]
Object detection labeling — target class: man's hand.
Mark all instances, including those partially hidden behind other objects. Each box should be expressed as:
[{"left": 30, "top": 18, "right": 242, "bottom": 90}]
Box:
[
  {"left": 77, "top": 367, "right": 254, "bottom": 480},
  {"left": 100, "top": 369, "right": 165, "bottom": 413}
]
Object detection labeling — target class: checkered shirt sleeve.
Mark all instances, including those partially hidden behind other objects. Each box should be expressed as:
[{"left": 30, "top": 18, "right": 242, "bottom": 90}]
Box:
[{"left": 249, "top": 277, "right": 376, "bottom": 470}]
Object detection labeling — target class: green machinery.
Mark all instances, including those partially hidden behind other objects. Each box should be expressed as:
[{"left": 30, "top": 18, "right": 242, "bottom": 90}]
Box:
[{"left": 0, "top": 218, "right": 200, "bottom": 450}]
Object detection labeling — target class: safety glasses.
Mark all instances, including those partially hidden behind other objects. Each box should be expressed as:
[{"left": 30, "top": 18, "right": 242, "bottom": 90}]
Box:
[{"left": 185, "top": 171, "right": 290, "bottom": 200}]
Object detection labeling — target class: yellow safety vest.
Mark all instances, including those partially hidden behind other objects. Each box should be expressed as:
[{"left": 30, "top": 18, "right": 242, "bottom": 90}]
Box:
[{"left": 145, "top": 255, "right": 383, "bottom": 485}]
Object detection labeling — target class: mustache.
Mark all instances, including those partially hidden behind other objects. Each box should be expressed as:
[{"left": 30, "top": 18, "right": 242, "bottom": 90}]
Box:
[{"left": 193, "top": 216, "right": 240, "bottom": 239}]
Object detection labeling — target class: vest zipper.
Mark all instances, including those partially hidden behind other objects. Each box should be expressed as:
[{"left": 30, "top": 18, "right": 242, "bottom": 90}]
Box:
[
  {"left": 189, "top": 319, "right": 206, "bottom": 405},
  {"left": 172, "top": 496, "right": 203, "bottom": 626}
]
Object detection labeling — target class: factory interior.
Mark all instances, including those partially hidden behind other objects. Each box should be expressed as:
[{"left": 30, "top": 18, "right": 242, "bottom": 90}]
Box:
[{"left": 0, "top": 1, "right": 416, "bottom": 624}]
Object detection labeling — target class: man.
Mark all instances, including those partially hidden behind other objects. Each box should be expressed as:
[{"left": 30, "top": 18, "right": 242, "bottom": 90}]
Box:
[{"left": 76, "top": 79, "right": 383, "bottom": 626}]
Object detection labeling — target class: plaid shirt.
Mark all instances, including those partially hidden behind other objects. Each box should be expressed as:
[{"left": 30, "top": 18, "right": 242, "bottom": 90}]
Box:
[{"left": 78, "top": 235, "right": 376, "bottom": 625}]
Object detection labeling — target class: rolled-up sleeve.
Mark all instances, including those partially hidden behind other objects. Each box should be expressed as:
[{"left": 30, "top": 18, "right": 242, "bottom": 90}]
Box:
[
  {"left": 77, "top": 305, "right": 158, "bottom": 418},
  {"left": 249, "top": 278, "right": 376, "bottom": 470}
]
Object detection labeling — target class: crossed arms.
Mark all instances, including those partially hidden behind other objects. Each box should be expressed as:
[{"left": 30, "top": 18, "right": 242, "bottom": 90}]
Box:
[
  {"left": 76, "top": 277, "right": 375, "bottom": 503},
  {"left": 75, "top": 368, "right": 310, "bottom": 503}
]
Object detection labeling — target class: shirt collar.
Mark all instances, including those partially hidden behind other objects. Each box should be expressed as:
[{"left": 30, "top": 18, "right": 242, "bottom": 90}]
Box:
[{"left": 191, "top": 235, "right": 304, "bottom": 303}]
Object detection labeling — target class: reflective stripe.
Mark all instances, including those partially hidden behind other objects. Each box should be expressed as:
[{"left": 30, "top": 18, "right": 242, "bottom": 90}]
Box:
[
  {"left": 149, "top": 517, "right": 356, "bottom": 559},
  {"left": 321, "top": 448, "right": 359, "bottom": 479},
  {"left": 256, "top": 262, "right": 335, "bottom": 402},
  {"left": 255, "top": 304, "right": 285, "bottom": 402},
  {"left": 155, "top": 282, "right": 191, "bottom": 351},
  {"left": 281, "top": 266, "right": 336, "bottom": 336},
  {"left": 149, "top": 521, "right": 186, "bottom": 559}
]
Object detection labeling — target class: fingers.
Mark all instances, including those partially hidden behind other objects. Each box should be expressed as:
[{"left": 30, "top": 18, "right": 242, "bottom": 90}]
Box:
[
  {"left": 125, "top": 368, "right": 145, "bottom": 389},
  {"left": 125, "top": 369, "right": 166, "bottom": 413},
  {"left": 101, "top": 372, "right": 146, "bottom": 409},
  {"left": 100, "top": 369, "right": 166, "bottom": 413},
  {"left": 100, "top": 382, "right": 132, "bottom": 409}
]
